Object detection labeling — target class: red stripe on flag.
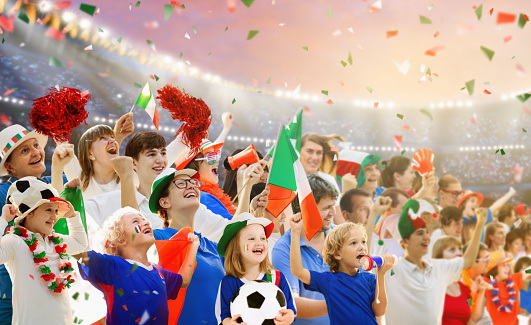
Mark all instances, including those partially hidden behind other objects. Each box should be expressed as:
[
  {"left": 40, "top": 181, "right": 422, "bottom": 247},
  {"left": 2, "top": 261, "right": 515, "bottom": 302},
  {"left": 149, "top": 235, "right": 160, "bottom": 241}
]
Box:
[
  {"left": 300, "top": 194, "right": 323, "bottom": 240},
  {"left": 266, "top": 184, "right": 296, "bottom": 217},
  {"left": 153, "top": 107, "right": 160, "bottom": 130},
  {"left": 336, "top": 161, "right": 362, "bottom": 178}
]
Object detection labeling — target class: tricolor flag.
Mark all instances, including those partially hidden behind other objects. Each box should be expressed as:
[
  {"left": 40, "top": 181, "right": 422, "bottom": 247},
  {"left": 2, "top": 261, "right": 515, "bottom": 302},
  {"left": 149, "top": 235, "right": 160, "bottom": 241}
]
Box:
[
  {"left": 336, "top": 150, "right": 381, "bottom": 188},
  {"left": 268, "top": 108, "right": 303, "bottom": 157},
  {"left": 135, "top": 83, "right": 160, "bottom": 130}
]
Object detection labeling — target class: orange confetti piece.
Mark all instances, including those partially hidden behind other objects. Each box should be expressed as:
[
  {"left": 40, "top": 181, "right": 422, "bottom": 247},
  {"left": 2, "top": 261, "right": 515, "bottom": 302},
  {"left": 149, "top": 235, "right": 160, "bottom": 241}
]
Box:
[
  {"left": 484, "top": 89, "right": 491, "bottom": 95},
  {"left": 37, "top": 18, "right": 43, "bottom": 24},
  {"left": 497, "top": 12, "right": 516, "bottom": 24},
  {"left": 424, "top": 46, "right": 444, "bottom": 56},
  {"left": 489, "top": 8, "right": 493, "bottom": 15},
  {"left": 525, "top": 14, "right": 529, "bottom": 21},
  {"left": 135, "top": 318, "right": 141, "bottom": 323},
  {"left": 67, "top": 61, "right": 73, "bottom": 68},
  {"left": 326, "top": 99, "right": 334, "bottom": 105},
  {"left": 386, "top": 30, "right": 398, "bottom": 38},
  {"left": 504, "top": 36, "right": 512, "bottom": 43},
  {"left": 374, "top": 102, "right": 379, "bottom": 108},
  {"left": 3, "top": 89, "right": 14, "bottom": 96},
  {"left": 433, "top": 73, "right": 439, "bottom": 77},
  {"left": 29, "top": 274, "right": 34, "bottom": 280},
  {"left": 433, "top": 31, "right": 440, "bottom": 38},
  {"left": 339, "top": 80, "right": 344, "bottom": 86},
  {"left": 122, "top": 305, "right": 128, "bottom": 311},
  {"left": 150, "top": 74, "right": 155, "bottom": 80},
  {"left": 98, "top": 73, "right": 109, "bottom": 77}
]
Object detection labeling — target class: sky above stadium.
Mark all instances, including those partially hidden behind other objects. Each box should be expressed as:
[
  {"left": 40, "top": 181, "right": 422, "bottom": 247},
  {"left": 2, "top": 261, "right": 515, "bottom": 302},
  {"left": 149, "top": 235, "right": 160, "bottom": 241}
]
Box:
[{"left": 64, "top": 0, "right": 531, "bottom": 105}]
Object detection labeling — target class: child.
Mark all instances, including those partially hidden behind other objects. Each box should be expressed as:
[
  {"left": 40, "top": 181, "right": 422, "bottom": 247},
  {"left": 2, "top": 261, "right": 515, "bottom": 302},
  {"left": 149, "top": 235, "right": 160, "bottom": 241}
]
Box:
[
  {"left": 216, "top": 213, "right": 296, "bottom": 325},
  {"left": 77, "top": 206, "right": 199, "bottom": 325},
  {"left": 504, "top": 230, "right": 524, "bottom": 259},
  {"left": 290, "top": 213, "right": 395, "bottom": 325},
  {"left": 0, "top": 176, "right": 88, "bottom": 325}
]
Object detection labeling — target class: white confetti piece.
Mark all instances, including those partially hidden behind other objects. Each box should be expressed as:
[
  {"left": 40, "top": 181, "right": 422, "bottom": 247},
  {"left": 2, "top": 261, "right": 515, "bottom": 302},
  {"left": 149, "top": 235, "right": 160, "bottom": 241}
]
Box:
[
  {"left": 348, "top": 27, "right": 354, "bottom": 33},
  {"left": 184, "top": 33, "right": 190, "bottom": 39},
  {"left": 332, "top": 29, "right": 342, "bottom": 36},
  {"left": 420, "top": 64, "right": 426, "bottom": 73},
  {"left": 84, "top": 44, "right": 93, "bottom": 51},
  {"left": 515, "top": 218, "right": 522, "bottom": 228}
]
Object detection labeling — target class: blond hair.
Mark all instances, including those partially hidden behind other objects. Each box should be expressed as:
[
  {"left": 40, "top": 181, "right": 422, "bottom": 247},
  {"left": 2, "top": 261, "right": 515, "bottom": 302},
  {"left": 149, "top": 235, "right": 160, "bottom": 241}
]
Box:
[
  {"left": 224, "top": 227, "right": 274, "bottom": 279},
  {"left": 103, "top": 207, "right": 144, "bottom": 256},
  {"left": 323, "top": 222, "right": 367, "bottom": 272},
  {"left": 431, "top": 236, "right": 462, "bottom": 259}
]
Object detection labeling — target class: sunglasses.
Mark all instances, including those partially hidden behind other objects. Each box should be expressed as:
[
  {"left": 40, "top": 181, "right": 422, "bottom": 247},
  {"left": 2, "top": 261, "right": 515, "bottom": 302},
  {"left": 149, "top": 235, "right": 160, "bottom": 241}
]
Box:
[
  {"left": 441, "top": 189, "right": 465, "bottom": 197},
  {"left": 195, "top": 150, "right": 220, "bottom": 165}
]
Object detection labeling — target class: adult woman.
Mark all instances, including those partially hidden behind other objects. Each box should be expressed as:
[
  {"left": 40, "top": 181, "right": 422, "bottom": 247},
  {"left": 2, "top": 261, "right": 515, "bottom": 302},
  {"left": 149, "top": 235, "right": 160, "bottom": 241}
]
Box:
[
  {"left": 432, "top": 236, "right": 488, "bottom": 325},
  {"left": 458, "top": 188, "right": 516, "bottom": 225},
  {"left": 484, "top": 222, "right": 506, "bottom": 253},
  {"left": 504, "top": 230, "right": 524, "bottom": 259},
  {"left": 149, "top": 166, "right": 262, "bottom": 325},
  {"left": 379, "top": 155, "right": 416, "bottom": 195}
]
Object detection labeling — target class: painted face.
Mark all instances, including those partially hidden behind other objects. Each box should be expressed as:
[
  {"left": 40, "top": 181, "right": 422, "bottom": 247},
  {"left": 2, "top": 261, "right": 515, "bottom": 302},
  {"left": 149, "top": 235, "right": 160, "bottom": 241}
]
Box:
[
  {"left": 134, "top": 147, "right": 168, "bottom": 184},
  {"left": 24, "top": 202, "right": 60, "bottom": 237},
  {"left": 89, "top": 134, "right": 118, "bottom": 167},
  {"left": 442, "top": 244, "right": 463, "bottom": 259},
  {"left": 395, "top": 164, "right": 415, "bottom": 190},
  {"left": 4, "top": 138, "right": 46, "bottom": 178},
  {"left": 317, "top": 196, "right": 336, "bottom": 232},
  {"left": 346, "top": 195, "right": 373, "bottom": 226},
  {"left": 510, "top": 238, "right": 523, "bottom": 256},
  {"left": 239, "top": 224, "right": 268, "bottom": 267},
  {"left": 496, "top": 262, "right": 511, "bottom": 281},
  {"left": 197, "top": 148, "right": 220, "bottom": 185},
  {"left": 300, "top": 141, "right": 323, "bottom": 175},
  {"left": 360, "top": 164, "right": 380, "bottom": 193},
  {"left": 439, "top": 182, "right": 463, "bottom": 208},
  {"left": 165, "top": 175, "right": 201, "bottom": 213},
  {"left": 335, "top": 228, "right": 367, "bottom": 271},
  {"left": 121, "top": 212, "right": 154, "bottom": 248},
  {"left": 473, "top": 249, "right": 489, "bottom": 275},
  {"left": 403, "top": 227, "right": 430, "bottom": 256},
  {"left": 444, "top": 219, "right": 463, "bottom": 238}
]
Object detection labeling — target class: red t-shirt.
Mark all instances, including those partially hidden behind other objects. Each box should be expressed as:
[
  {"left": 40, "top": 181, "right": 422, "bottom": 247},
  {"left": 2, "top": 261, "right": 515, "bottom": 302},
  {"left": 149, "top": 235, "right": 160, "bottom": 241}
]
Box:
[
  {"left": 485, "top": 272, "right": 523, "bottom": 325},
  {"left": 443, "top": 282, "right": 472, "bottom": 325}
]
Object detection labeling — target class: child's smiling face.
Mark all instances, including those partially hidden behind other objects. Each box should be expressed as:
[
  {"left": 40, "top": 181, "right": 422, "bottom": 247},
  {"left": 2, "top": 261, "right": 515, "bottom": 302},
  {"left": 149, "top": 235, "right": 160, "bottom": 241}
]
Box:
[
  {"left": 334, "top": 228, "right": 368, "bottom": 272},
  {"left": 239, "top": 224, "right": 268, "bottom": 266}
]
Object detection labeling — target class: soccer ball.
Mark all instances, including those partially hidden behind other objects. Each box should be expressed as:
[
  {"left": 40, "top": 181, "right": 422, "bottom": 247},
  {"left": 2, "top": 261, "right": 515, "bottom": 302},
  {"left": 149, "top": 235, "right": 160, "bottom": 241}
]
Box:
[{"left": 230, "top": 280, "right": 287, "bottom": 325}]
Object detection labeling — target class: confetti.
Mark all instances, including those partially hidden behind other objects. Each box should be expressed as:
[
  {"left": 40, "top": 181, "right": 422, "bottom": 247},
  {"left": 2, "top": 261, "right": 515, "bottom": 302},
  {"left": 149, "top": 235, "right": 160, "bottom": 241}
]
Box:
[
  {"left": 391, "top": 269, "right": 395, "bottom": 276},
  {"left": 516, "top": 93, "right": 531, "bottom": 103},
  {"left": 302, "top": 46, "right": 308, "bottom": 51},
  {"left": 497, "top": 12, "right": 516, "bottom": 24},
  {"left": 135, "top": 1, "right": 141, "bottom": 7},
  {"left": 321, "top": 90, "right": 329, "bottom": 96},
  {"left": 180, "top": 4, "right": 185, "bottom": 9},
  {"left": 515, "top": 219, "right": 522, "bottom": 228},
  {"left": 129, "top": 3, "right": 132, "bottom": 10},
  {"left": 465, "top": 79, "right": 475, "bottom": 95},
  {"left": 232, "top": 98, "right": 236, "bottom": 104},
  {"left": 72, "top": 292, "right": 80, "bottom": 300},
  {"left": 483, "top": 89, "right": 491, "bottom": 94},
  {"left": 480, "top": 46, "right": 495, "bottom": 61},
  {"left": 134, "top": 82, "right": 142, "bottom": 88},
  {"left": 504, "top": 36, "right": 512, "bottom": 43},
  {"left": 164, "top": 4, "right": 173, "bottom": 20},
  {"left": 433, "top": 31, "right": 440, "bottom": 38},
  {"left": 340, "top": 60, "right": 347, "bottom": 67},
  {"left": 84, "top": 44, "right": 93, "bottom": 51},
  {"left": 225, "top": 26, "right": 229, "bottom": 31},
  {"left": 400, "top": 150, "right": 406, "bottom": 155},
  {"left": 523, "top": 128, "right": 527, "bottom": 132},
  {"left": 123, "top": 305, "right": 128, "bottom": 311},
  {"left": 427, "top": 4, "right": 434, "bottom": 11},
  {"left": 475, "top": 4, "right": 482, "bottom": 20},
  {"left": 184, "top": 33, "right": 190, "bottom": 39},
  {"left": 366, "top": 86, "right": 373, "bottom": 94},
  {"left": 49, "top": 56, "right": 62, "bottom": 67},
  {"left": 132, "top": 263, "right": 139, "bottom": 272},
  {"left": 17, "top": 8, "right": 29, "bottom": 24},
  {"left": 266, "top": 78, "right": 271, "bottom": 84},
  {"left": 419, "top": 15, "right": 432, "bottom": 24},
  {"left": 518, "top": 14, "right": 528, "bottom": 29},
  {"left": 386, "top": 30, "right": 398, "bottom": 38},
  {"left": 467, "top": 298, "right": 472, "bottom": 306},
  {"left": 80, "top": 3, "right": 97, "bottom": 16},
  {"left": 147, "top": 40, "right": 156, "bottom": 51},
  {"left": 247, "top": 30, "right": 259, "bottom": 40},
  {"left": 85, "top": 292, "right": 90, "bottom": 300},
  {"left": 394, "top": 60, "right": 411, "bottom": 75},
  {"left": 327, "top": 5, "right": 332, "bottom": 18},
  {"left": 154, "top": 75, "right": 159, "bottom": 81},
  {"left": 397, "top": 114, "right": 404, "bottom": 120},
  {"left": 179, "top": 52, "right": 183, "bottom": 58},
  {"left": 348, "top": 52, "right": 353, "bottom": 65},
  {"left": 192, "top": 26, "right": 197, "bottom": 34},
  {"left": 118, "top": 104, "right": 124, "bottom": 111},
  {"left": 116, "top": 288, "right": 125, "bottom": 297},
  {"left": 326, "top": 99, "right": 334, "bottom": 105},
  {"left": 374, "top": 102, "right": 378, "bottom": 108},
  {"left": 29, "top": 274, "right": 34, "bottom": 280},
  {"left": 117, "top": 36, "right": 123, "bottom": 43},
  {"left": 241, "top": 0, "right": 254, "bottom": 8}
]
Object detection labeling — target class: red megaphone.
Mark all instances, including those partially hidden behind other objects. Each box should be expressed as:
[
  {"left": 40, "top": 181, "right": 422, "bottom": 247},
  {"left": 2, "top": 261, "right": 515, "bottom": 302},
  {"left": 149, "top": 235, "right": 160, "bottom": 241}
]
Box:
[{"left": 227, "top": 144, "right": 259, "bottom": 170}]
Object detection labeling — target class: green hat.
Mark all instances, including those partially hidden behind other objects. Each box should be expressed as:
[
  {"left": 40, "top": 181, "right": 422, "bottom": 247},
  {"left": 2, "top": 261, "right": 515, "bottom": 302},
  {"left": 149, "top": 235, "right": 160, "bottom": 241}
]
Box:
[
  {"left": 356, "top": 154, "right": 382, "bottom": 188},
  {"left": 398, "top": 199, "right": 435, "bottom": 239},
  {"left": 149, "top": 168, "right": 198, "bottom": 213},
  {"left": 217, "top": 212, "right": 274, "bottom": 257}
]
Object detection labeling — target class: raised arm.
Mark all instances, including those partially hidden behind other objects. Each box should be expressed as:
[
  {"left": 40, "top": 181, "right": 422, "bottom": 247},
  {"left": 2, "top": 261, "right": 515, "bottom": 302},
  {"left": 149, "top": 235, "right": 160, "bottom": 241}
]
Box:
[
  {"left": 366, "top": 196, "right": 392, "bottom": 252},
  {"left": 113, "top": 112, "right": 134, "bottom": 148},
  {"left": 234, "top": 162, "right": 264, "bottom": 217},
  {"left": 0, "top": 205, "right": 18, "bottom": 265},
  {"left": 488, "top": 187, "right": 517, "bottom": 215},
  {"left": 61, "top": 182, "right": 88, "bottom": 255},
  {"left": 412, "top": 171, "right": 436, "bottom": 200},
  {"left": 289, "top": 213, "right": 311, "bottom": 285},
  {"left": 51, "top": 143, "right": 75, "bottom": 193},
  {"left": 214, "top": 112, "right": 233, "bottom": 145},
  {"left": 463, "top": 208, "right": 488, "bottom": 269},
  {"left": 178, "top": 232, "right": 200, "bottom": 288},
  {"left": 110, "top": 156, "right": 139, "bottom": 211}
]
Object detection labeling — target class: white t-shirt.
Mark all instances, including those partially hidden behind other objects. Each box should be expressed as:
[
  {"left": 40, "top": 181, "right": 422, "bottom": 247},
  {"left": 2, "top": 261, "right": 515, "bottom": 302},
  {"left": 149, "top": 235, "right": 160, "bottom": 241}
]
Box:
[
  {"left": 385, "top": 257, "right": 464, "bottom": 325},
  {"left": 370, "top": 232, "right": 404, "bottom": 258},
  {"left": 63, "top": 155, "right": 121, "bottom": 199}
]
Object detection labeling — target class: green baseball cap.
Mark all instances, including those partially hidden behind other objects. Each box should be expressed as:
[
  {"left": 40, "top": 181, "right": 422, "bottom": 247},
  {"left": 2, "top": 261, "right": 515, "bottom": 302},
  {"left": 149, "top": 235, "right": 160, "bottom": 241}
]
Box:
[
  {"left": 149, "top": 168, "right": 198, "bottom": 213},
  {"left": 217, "top": 212, "right": 274, "bottom": 257}
]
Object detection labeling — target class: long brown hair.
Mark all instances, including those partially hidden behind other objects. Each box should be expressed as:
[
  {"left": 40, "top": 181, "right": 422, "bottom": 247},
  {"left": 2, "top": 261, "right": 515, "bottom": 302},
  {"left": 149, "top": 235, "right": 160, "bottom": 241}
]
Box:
[
  {"left": 379, "top": 155, "right": 411, "bottom": 188},
  {"left": 224, "top": 227, "right": 274, "bottom": 279},
  {"left": 156, "top": 180, "right": 173, "bottom": 228},
  {"left": 301, "top": 133, "right": 345, "bottom": 176},
  {"left": 78, "top": 125, "right": 119, "bottom": 191}
]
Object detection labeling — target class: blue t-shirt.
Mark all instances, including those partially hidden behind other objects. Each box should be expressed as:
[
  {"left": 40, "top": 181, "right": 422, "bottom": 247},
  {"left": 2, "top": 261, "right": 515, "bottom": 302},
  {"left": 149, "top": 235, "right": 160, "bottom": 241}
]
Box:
[
  {"left": 305, "top": 270, "right": 377, "bottom": 325},
  {"left": 79, "top": 250, "right": 182, "bottom": 325},
  {"left": 521, "top": 287, "right": 531, "bottom": 313},
  {"left": 463, "top": 208, "right": 493, "bottom": 242},
  {"left": 271, "top": 229, "right": 331, "bottom": 325},
  {"left": 217, "top": 272, "right": 297, "bottom": 323},
  {"left": 373, "top": 186, "right": 385, "bottom": 199},
  {"left": 154, "top": 227, "right": 226, "bottom": 325},
  {"left": 200, "top": 191, "right": 233, "bottom": 220}
]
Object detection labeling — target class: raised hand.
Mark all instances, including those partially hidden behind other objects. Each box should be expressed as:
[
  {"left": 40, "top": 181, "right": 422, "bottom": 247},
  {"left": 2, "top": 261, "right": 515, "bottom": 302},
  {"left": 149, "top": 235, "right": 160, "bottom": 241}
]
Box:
[
  {"left": 64, "top": 177, "right": 81, "bottom": 190},
  {"left": 52, "top": 143, "right": 75, "bottom": 170},
  {"left": 474, "top": 207, "right": 488, "bottom": 225},
  {"left": 114, "top": 112, "right": 135, "bottom": 145},
  {"left": 373, "top": 196, "right": 392, "bottom": 216},
  {"left": 251, "top": 185, "right": 270, "bottom": 217},
  {"left": 341, "top": 173, "right": 358, "bottom": 194},
  {"left": 222, "top": 112, "right": 233, "bottom": 129},
  {"left": 1, "top": 204, "right": 18, "bottom": 223},
  {"left": 111, "top": 156, "right": 134, "bottom": 178},
  {"left": 377, "top": 254, "right": 397, "bottom": 274},
  {"left": 187, "top": 232, "right": 200, "bottom": 249},
  {"left": 412, "top": 148, "right": 434, "bottom": 175},
  {"left": 289, "top": 213, "right": 304, "bottom": 234}
]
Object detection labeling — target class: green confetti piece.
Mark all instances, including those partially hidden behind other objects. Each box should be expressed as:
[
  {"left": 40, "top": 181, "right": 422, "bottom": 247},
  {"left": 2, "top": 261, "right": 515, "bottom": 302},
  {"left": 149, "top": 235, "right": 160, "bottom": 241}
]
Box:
[
  {"left": 134, "top": 82, "right": 142, "bottom": 88},
  {"left": 526, "top": 269, "right": 531, "bottom": 274},
  {"left": 154, "top": 75, "right": 159, "bottom": 81},
  {"left": 484, "top": 81, "right": 490, "bottom": 85},
  {"left": 207, "top": 52, "right": 212, "bottom": 56},
  {"left": 348, "top": 52, "right": 353, "bottom": 65},
  {"left": 366, "top": 86, "right": 373, "bottom": 94},
  {"left": 518, "top": 13, "right": 528, "bottom": 29},
  {"left": 465, "top": 79, "right": 475, "bottom": 95},
  {"left": 475, "top": 4, "right": 482, "bottom": 20},
  {"left": 397, "top": 114, "right": 404, "bottom": 120},
  {"left": 116, "top": 288, "right": 124, "bottom": 297},
  {"left": 135, "top": 1, "right": 141, "bottom": 7},
  {"left": 232, "top": 98, "right": 236, "bottom": 104},
  {"left": 247, "top": 30, "right": 259, "bottom": 40},
  {"left": 327, "top": 5, "right": 332, "bottom": 18},
  {"left": 74, "top": 317, "right": 78, "bottom": 324},
  {"left": 164, "top": 4, "right": 174, "bottom": 20},
  {"left": 391, "top": 269, "right": 395, "bottom": 276},
  {"left": 302, "top": 46, "right": 308, "bottom": 51},
  {"left": 512, "top": 55, "right": 516, "bottom": 59},
  {"left": 49, "top": 56, "right": 62, "bottom": 67},
  {"left": 117, "top": 36, "right": 123, "bottom": 43},
  {"left": 179, "top": 52, "right": 183, "bottom": 58},
  {"left": 192, "top": 26, "right": 197, "bottom": 34},
  {"left": 241, "top": 0, "right": 254, "bottom": 8},
  {"left": 98, "top": 27, "right": 104, "bottom": 33},
  {"left": 80, "top": 3, "right": 97, "bottom": 16},
  {"left": 426, "top": 67, "right": 432, "bottom": 76},
  {"left": 378, "top": 239, "right": 384, "bottom": 246},
  {"left": 501, "top": 149, "right": 506, "bottom": 155},
  {"left": 11, "top": 87, "right": 18, "bottom": 91},
  {"left": 1, "top": 38, "right": 4, "bottom": 44},
  {"left": 516, "top": 93, "right": 531, "bottom": 103},
  {"left": 143, "top": 290, "right": 150, "bottom": 295},
  {"left": 225, "top": 26, "right": 228, "bottom": 31},
  {"left": 524, "top": 128, "right": 527, "bottom": 133},
  {"left": 495, "top": 149, "right": 499, "bottom": 154},
  {"left": 480, "top": 46, "right": 495, "bottom": 61},
  {"left": 84, "top": 292, "right": 89, "bottom": 300},
  {"left": 340, "top": 60, "right": 347, "bottom": 67},
  {"left": 132, "top": 263, "right": 139, "bottom": 272},
  {"left": 321, "top": 90, "right": 328, "bottom": 96},
  {"left": 419, "top": 15, "right": 432, "bottom": 24},
  {"left": 72, "top": 292, "right": 80, "bottom": 300},
  {"left": 180, "top": 4, "right": 185, "bottom": 9},
  {"left": 266, "top": 77, "right": 271, "bottom": 84},
  {"left": 118, "top": 104, "right": 124, "bottom": 111},
  {"left": 147, "top": 40, "right": 156, "bottom": 51},
  {"left": 17, "top": 8, "right": 29, "bottom": 24},
  {"left": 467, "top": 298, "right": 472, "bottom": 306},
  {"left": 401, "top": 150, "right": 406, "bottom": 155},
  {"left": 1, "top": 293, "right": 5, "bottom": 299},
  {"left": 420, "top": 108, "right": 433, "bottom": 121}
]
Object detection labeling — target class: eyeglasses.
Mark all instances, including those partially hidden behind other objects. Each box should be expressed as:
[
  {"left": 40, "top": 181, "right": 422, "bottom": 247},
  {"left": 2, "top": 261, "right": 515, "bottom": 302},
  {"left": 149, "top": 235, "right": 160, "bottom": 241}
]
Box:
[
  {"left": 172, "top": 179, "right": 201, "bottom": 189},
  {"left": 195, "top": 150, "right": 220, "bottom": 165},
  {"left": 441, "top": 189, "right": 465, "bottom": 197},
  {"left": 476, "top": 257, "right": 490, "bottom": 263}
]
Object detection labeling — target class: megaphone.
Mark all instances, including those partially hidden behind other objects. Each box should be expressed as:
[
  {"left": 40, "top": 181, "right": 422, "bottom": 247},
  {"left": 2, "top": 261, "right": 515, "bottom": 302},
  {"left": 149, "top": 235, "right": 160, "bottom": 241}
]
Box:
[{"left": 224, "top": 144, "right": 259, "bottom": 170}]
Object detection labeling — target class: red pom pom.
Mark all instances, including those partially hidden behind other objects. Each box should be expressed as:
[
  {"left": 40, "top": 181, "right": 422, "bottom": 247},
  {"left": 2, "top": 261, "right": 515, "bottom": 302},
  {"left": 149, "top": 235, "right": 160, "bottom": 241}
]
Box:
[
  {"left": 156, "top": 85, "right": 211, "bottom": 153},
  {"left": 30, "top": 87, "right": 90, "bottom": 143}
]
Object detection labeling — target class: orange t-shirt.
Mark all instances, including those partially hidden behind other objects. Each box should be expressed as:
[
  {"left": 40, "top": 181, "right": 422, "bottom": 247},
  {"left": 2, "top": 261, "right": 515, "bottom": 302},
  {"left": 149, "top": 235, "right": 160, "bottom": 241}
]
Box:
[{"left": 484, "top": 272, "right": 523, "bottom": 325}]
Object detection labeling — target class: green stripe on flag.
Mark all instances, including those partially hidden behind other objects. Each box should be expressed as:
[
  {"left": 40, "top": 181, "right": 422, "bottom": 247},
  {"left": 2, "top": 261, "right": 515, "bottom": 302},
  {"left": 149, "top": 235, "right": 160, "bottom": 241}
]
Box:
[
  {"left": 268, "top": 126, "right": 298, "bottom": 191},
  {"left": 135, "top": 83, "right": 152, "bottom": 109}
]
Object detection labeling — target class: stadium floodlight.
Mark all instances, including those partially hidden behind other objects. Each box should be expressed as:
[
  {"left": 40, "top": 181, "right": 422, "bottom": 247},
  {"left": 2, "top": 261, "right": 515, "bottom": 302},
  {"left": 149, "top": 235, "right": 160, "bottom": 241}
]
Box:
[
  {"left": 311, "top": 95, "right": 318, "bottom": 102},
  {"left": 388, "top": 102, "right": 395, "bottom": 108},
  {"left": 163, "top": 56, "right": 172, "bottom": 64},
  {"left": 19, "top": 100, "right": 24, "bottom": 105},
  {"left": 446, "top": 101, "right": 454, "bottom": 108},
  {"left": 39, "top": 0, "right": 53, "bottom": 12},
  {"left": 79, "top": 19, "right": 92, "bottom": 29},
  {"left": 95, "top": 117, "right": 100, "bottom": 122},
  {"left": 143, "top": 124, "right": 148, "bottom": 129},
  {"left": 212, "top": 76, "right": 221, "bottom": 83},
  {"left": 302, "top": 94, "right": 309, "bottom": 101},
  {"left": 62, "top": 11, "right": 76, "bottom": 23},
  {"left": 4, "top": 98, "right": 9, "bottom": 101},
  {"left": 108, "top": 119, "right": 114, "bottom": 123},
  {"left": 466, "top": 100, "right": 472, "bottom": 107},
  {"left": 501, "top": 94, "right": 508, "bottom": 101},
  {"left": 274, "top": 90, "right": 283, "bottom": 97},
  {"left": 171, "top": 128, "right": 176, "bottom": 132},
  {"left": 438, "top": 102, "right": 445, "bottom": 109},
  {"left": 456, "top": 101, "right": 463, "bottom": 107},
  {"left": 100, "top": 118, "right": 106, "bottom": 122},
  {"left": 189, "top": 67, "right": 199, "bottom": 75},
  {"left": 164, "top": 127, "right": 169, "bottom": 131},
  {"left": 203, "top": 74, "right": 212, "bottom": 81},
  {"left": 429, "top": 103, "right": 435, "bottom": 109}
]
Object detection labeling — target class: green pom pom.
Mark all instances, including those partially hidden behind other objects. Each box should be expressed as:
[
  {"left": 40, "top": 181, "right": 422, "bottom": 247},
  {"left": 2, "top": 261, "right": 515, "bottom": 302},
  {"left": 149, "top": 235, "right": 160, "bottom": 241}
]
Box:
[{"left": 378, "top": 239, "right": 384, "bottom": 246}]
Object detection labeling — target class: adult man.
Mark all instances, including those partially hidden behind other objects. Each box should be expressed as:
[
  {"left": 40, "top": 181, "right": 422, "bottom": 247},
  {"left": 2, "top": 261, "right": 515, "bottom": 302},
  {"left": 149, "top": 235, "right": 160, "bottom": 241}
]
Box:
[
  {"left": 272, "top": 174, "right": 338, "bottom": 325},
  {"left": 384, "top": 200, "right": 488, "bottom": 325},
  {"left": 438, "top": 175, "right": 464, "bottom": 209},
  {"left": 339, "top": 188, "right": 373, "bottom": 225}
]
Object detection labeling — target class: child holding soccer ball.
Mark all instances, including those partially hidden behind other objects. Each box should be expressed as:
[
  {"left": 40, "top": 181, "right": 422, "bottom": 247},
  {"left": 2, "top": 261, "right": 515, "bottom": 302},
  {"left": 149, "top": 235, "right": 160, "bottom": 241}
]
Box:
[
  {"left": 290, "top": 213, "right": 395, "bottom": 325},
  {"left": 216, "top": 213, "right": 296, "bottom": 325}
]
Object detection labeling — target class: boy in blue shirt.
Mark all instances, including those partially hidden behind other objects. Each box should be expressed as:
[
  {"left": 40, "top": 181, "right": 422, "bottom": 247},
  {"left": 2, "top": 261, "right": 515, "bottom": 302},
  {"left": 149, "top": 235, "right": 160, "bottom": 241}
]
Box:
[{"left": 290, "top": 213, "right": 395, "bottom": 325}]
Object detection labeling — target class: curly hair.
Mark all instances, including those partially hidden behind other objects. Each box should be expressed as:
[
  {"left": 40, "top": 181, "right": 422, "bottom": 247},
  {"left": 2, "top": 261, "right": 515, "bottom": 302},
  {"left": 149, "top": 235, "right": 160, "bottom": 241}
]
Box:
[
  {"left": 102, "top": 207, "right": 144, "bottom": 256},
  {"left": 323, "top": 222, "right": 367, "bottom": 272}
]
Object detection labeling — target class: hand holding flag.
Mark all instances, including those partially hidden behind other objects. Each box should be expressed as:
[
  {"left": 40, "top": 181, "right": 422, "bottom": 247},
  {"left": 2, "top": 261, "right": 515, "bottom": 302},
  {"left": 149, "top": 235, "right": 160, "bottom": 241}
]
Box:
[
  {"left": 133, "top": 83, "right": 159, "bottom": 130},
  {"left": 412, "top": 148, "right": 434, "bottom": 175}
]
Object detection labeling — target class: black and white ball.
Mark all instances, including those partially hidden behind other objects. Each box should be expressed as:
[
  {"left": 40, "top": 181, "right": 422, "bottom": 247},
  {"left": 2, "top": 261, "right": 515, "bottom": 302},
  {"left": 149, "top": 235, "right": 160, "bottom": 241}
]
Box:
[{"left": 230, "top": 280, "right": 287, "bottom": 325}]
